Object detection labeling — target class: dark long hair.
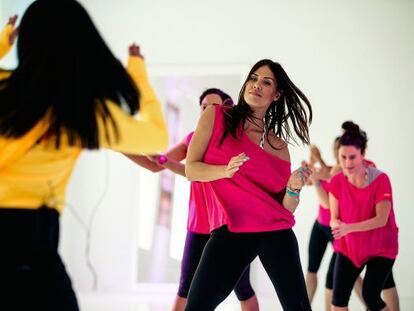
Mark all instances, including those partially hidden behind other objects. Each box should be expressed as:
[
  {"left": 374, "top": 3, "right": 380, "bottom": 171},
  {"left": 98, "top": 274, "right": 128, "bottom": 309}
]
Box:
[
  {"left": 220, "top": 59, "right": 312, "bottom": 147},
  {"left": 339, "top": 121, "right": 368, "bottom": 154},
  {"left": 0, "top": 0, "right": 139, "bottom": 149}
]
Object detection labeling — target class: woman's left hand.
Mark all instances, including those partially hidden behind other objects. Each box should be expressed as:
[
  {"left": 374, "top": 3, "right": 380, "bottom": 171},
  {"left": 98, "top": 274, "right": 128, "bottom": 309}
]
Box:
[{"left": 331, "top": 221, "right": 351, "bottom": 239}]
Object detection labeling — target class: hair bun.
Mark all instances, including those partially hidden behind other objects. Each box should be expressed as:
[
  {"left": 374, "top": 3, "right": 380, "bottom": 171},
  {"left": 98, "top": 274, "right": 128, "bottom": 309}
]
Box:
[{"left": 341, "top": 121, "right": 360, "bottom": 133}]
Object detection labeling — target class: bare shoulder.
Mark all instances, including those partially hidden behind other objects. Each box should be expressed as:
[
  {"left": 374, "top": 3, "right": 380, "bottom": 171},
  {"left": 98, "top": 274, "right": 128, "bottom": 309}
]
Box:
[{"left": 268, "top": 134, "right": 290, "bottom": 162}]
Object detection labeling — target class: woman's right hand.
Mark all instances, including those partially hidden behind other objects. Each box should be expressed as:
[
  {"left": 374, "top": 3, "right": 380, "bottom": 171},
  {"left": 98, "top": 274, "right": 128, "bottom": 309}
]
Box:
[
  {"left": 330, "top": 218, "right": 341, "bottom": 229},
  {"left": 224, "top": 152, "right": 249, "bottom": 178}
]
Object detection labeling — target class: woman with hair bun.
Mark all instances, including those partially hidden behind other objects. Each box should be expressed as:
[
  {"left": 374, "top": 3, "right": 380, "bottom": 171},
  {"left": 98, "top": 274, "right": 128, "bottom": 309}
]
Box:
[{"left": 329, "top": 121, "right": 399, "bottom": 311}]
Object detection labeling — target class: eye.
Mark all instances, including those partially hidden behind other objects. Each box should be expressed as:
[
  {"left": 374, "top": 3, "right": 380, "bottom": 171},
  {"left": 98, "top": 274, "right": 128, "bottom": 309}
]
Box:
[
  {"left": 263, "top": 80, "right": 272, "bottom": 86},
  {"left": 249, "top": 75, "right": 258, "bottom": 81}
]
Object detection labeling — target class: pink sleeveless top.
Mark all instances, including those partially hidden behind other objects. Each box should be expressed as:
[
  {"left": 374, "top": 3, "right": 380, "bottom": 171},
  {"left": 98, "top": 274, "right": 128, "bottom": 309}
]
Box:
[
  {"left": 316, "top": 180, "right": 331, "bottom": 226},
  {"left": 184, "top": 132, "right": 210, "bottom": 234},
  {"left": 202, "top": 105, "right": 293, "bottom": 233},
  {"left": 329, "top": 169, "right": 398, "bottom": 267}
]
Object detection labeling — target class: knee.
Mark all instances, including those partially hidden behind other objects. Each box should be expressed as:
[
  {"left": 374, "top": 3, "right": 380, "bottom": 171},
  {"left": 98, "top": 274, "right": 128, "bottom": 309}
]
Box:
[
  {"left": 234, "top": 285, "right": 255, "bottom": 301},
  {"left": 362, "top": 286, "right": 386, "bottom": 311}
]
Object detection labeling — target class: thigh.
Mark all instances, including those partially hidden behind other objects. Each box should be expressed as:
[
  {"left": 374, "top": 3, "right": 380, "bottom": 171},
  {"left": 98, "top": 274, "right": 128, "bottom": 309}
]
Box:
[
  {"left": 332, "top": 253, "right": 363, "bottom": 308},
  {"left": 382, "top": 269, "right": 396, "bottom": 289},
  {"left": 363, "top": 257, "right": 395, "bottom": 310},
  {"left": 308, "top": 221, "right": 330, "bottom": 273},
  {"left": 0, "top": 208, "right": 79, "bottom": 311},
  {"left": 36, "top": 252, "right": 80, "bottom": 311},
  {"left": 258, "top": 229, "right": 311, "bottom": 311},
  {"left": 185, "top": 226, "right": 257, "bottom": 311},
  {"left": 178, "top": 231, "right": 210, "bottom": 298}
]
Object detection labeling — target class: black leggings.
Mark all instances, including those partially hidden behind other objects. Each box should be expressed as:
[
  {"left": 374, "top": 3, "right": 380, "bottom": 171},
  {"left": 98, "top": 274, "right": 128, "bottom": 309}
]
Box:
[
  {"left": 185, "top": 226, "right": 311, "bottom": 311},
  {"left": 178, "top": 231, "right": 255, "bottom": 300},
  {"left": 0, "top": 207, "right": 79, "bottom": 311},
  {"left": 308, "top": 220, "right": 333, "bottom": 273},
  {"left": 332, "top": 253, "right": 394, "bottom": 310},
  {"left": 326, "top": 252, "right": 396, "bottom": 290}
]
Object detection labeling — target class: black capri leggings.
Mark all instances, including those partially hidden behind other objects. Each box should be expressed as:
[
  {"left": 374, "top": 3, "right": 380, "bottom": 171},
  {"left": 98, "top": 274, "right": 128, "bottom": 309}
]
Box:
[
  {"left": 326, "top": 252, "right": 396, "bottom": 290},
  {"left": 178, "top": 230, "right": 255, "bottom": 301},
  {"left": 185, "top": 226, "right": 311, "bottom": 311},
  {"left": 0, "top": 207, "right": 79, "bottom": 311},
  {"left": 308, "top": 220, "right": 333, "bottom": 273},
  {"left": 332, "top": 253, "right": 394, "bottom": 310}
]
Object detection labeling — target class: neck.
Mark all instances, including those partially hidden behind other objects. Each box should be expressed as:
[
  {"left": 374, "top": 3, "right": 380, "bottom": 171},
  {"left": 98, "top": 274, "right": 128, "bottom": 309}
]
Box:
[
  {"left": 346, "top": 164, "right": 367, "bottom": 187},
  {"left": 251, "top": 106, "right": 267, "bottom": 120}
]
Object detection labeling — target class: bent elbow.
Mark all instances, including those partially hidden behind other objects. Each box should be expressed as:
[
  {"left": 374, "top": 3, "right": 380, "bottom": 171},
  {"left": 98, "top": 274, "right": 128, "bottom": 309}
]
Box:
[
  {"left": 185, "top": 164, "right": 196, "bottom": 181},
  {"left": 379, "top": 218, "right": 388, "bottom": 228}
]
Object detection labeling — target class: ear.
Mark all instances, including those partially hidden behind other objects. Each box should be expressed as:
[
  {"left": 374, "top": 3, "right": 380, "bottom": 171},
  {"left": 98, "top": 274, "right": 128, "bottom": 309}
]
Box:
[{"left": 274, "top": 91, "right": 281, "bottom": 101}]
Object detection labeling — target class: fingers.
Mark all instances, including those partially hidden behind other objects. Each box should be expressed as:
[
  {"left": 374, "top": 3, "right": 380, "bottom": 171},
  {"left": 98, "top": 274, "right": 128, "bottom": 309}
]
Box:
[
  {"left": 228, "top": 153, "right": 249, "bottom": 169},
  {"left": 8, "top": 15, "right": 18, "bottom": 26},
  {"left": 225, "top": 152, "right": 249, "bottom": 177},
  {"left": 298, "top": 166, "right": 312, "bottom": 183},
  {"left": 129, "top": 43, "right": 143, "bottom": 58}
]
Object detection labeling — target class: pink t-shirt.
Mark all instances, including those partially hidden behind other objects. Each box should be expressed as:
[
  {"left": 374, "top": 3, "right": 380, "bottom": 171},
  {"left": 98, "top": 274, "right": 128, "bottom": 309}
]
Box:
[
  {"left": 329, "top": 169, "right": 398, "bottom": 267},
  {"left": 202, "top": 105, "right": 293, "bottom": 233},
  {"left": 317, "top": 160, "right": 376, "bottom": 227},
  {"left": 316, "top": 180, "right": 331, "bottom": 226},
  {"left": 184, "top": 132, "right": 210, "bottom": 234}
]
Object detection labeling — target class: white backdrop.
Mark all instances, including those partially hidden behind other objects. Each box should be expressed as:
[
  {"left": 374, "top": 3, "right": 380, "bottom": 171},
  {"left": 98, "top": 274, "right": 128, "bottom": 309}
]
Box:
[{"left": 1, "top": 0, "right": 413, "bottom": 307}]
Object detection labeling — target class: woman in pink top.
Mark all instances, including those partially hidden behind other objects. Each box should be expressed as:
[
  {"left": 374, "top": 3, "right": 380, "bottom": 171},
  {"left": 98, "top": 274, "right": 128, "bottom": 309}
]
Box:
[
  {"left": 125, "top": 88, "right": 259, "bottom": 311},
  {"left": 329, "top": 121, "right": 398, "bottom": 311},
  {"left": 306, "top": 140, "right": 372, "bottom": 310},
  {"left": 185, "top": 59, "right": 313, "bottom": 310}
]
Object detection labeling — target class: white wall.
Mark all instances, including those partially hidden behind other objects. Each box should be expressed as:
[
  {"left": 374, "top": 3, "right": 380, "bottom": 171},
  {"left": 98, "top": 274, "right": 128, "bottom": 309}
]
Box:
[{"left": 1, "top": 0, "right": 413, "bottom": 305}]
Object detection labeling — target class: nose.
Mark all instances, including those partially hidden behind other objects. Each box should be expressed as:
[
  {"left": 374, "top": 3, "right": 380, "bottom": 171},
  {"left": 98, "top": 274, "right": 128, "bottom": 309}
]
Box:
[{"left": 253, "top": 81, "right": 261, "bottom": 90}]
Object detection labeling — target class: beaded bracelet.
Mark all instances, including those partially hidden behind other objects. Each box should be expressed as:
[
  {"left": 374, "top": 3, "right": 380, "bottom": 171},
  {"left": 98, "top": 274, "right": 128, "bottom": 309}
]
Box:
[
  {"left": 286, "top": 186, "right": 300, "bottom": 198},
  {"left": 156, "top": 154, "right": 168, "bottom": 165}
]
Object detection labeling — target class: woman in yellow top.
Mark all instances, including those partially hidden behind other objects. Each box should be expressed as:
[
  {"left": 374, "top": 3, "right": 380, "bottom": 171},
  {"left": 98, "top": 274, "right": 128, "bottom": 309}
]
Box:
[{"left": 0, "top": 1, "right": 168, "bottom": 310}]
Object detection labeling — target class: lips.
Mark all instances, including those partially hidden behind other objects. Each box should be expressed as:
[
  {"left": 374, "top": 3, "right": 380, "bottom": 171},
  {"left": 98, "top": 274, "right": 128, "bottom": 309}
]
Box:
[{"left": 249, "top": 91, "right": 261, "bottom": 97}]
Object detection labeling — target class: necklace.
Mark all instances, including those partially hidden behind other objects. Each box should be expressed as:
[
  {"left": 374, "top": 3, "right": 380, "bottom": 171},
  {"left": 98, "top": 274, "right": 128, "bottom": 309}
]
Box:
[{"left": 259, "top": 118, "right": 267, "bottom": 149}]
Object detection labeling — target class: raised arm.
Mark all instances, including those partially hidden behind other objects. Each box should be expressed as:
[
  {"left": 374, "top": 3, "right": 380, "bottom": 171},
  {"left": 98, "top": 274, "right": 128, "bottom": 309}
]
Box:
[
  {"left": 309, "top": 167, "right": 330, "bottom": 209},
  {"left": 0, "top": 15, "right": 18, "bottom": 60},
  {"left": 98, "top": 44, "right": 168, "bottom": 154}
]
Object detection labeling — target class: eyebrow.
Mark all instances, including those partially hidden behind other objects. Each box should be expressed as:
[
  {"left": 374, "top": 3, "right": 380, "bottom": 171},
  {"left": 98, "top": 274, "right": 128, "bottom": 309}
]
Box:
[{"left": 252, "top": 73, "right": 275, "bottom": 82}]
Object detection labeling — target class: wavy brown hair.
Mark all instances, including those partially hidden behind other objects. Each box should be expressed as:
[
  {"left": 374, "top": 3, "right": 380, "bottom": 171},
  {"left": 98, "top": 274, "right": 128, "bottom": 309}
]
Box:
[{"left": 220, "top": 59, "right": 312, "bottom": 148}]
